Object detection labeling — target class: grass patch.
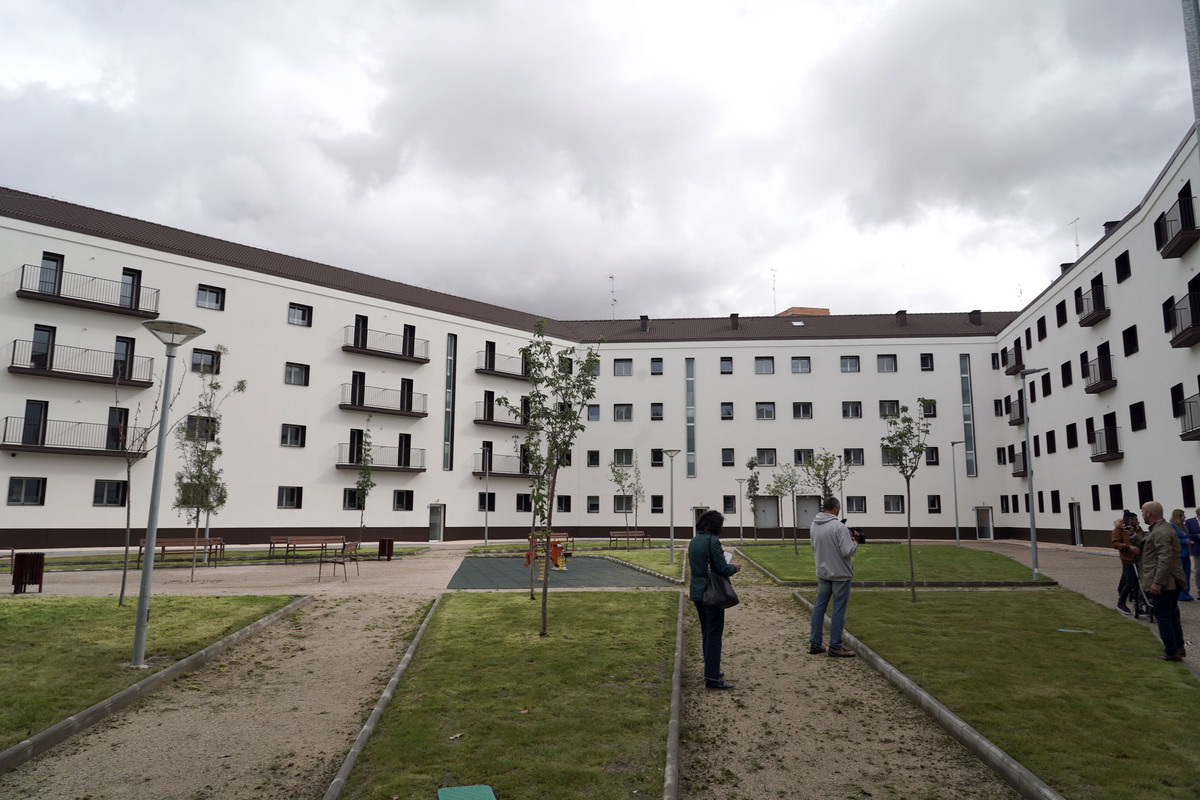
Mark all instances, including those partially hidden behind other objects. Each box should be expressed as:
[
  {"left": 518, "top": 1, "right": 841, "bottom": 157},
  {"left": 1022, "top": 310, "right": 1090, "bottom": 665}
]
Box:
[
  {"left": 828, "top": 589, "right": 1200, "bottom": 800},
  {"left": 594, "top": 549, "right": 684, "bottom": 580},
  {"left": 745, "top": 542, "right": 1043, "bottom": 582},
  {"left": 0, "top": 595, "right": 292, "bottom": 751},
  {"left": 343, "top": 592, "right": 677, "bottom": 799}
]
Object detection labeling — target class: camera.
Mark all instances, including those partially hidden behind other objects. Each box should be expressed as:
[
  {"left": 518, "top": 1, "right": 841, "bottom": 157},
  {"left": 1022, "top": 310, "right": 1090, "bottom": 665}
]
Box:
[{"left": 842, "top": 519, "right": 867, "bottom": 544}]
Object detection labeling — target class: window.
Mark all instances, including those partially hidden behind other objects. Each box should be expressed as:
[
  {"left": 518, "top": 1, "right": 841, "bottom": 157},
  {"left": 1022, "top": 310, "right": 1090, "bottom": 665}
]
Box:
[
  {"left": 1172, "top": 383, "right": 1186, "bottom": 418},
  {"left": 756, "top": 448, "right": 777, "bottom": 466},
  {"left": 720, "top": 356, "right": 733, "bottom": 374},
  {"left": 721, "top": 448, "right": 735, "bottom": 467},
  {"left": 587, "top": 496, "right": 600, "bottom": 513},
  {"left": 843, "top": 448, "right": 864, "bottom": 466},
  {"left": 613, "top": 495, "right": 633, "bottom": 514},
  {"left": 1066, "top": 423, "right": 1079, "bottom": 449},
  {"left": 1122, "top": 325, "right": 1139, "bottom": 356},
  {"left": 927, "top": 495, "right": 942, "bottom": 513},
  {"left": 587, "top": 450, "right": 600, "bottom": 467},
  {"left": 1061, "top": 361, "right": 1073, "bottom": 388},
  {"left": 925, "top": 447, "right": 939, "bottom": 465},
  {"left": 791, "top": 356, "right": 811, "bottom": 373},
  {"left": 394, "top": 490, "right": 414, "bottom": 511},
  {"left": 478, "top": 492, "right": 495, "bottom": 512},
  {"left": 921, "top": 399, "right": 937, "bottom": 418},
  {"left": 792, "top": 402, "right": 813, "bottom": 419},
  {"left": 1163, "top": 296, "right": 1176, "bottom": 332},
  {"left": 721, "top": 402, "right": 734, "bottom": 420},
  {"left": 650, "top": 357, "right": 663, "bottom": 375},
  {"left": 879, "top": 400, "right": 899, "bottom": 417},
  {"left": 723, "top": 495, "right": 737, "bottom": 514},
  {"left": 840, "top": 356, "right": 859, "bottom": 373},
  {"left": 1115, "top": 250, "right": 1131, "bottom": 283},
  {"left": 8, "top": 477, "right": 46, "bottom": 506},
  {"left": 794, "top": 448, "right": 814, "bottom": 465},
  {"left": 614, "top": 449, "right": 633, "bottom": 466},
  {"left": 996, "top": 447, "right": 1007, "bottom": 465},
  {"left": 284, "top": 362, "right": 310, "bottom": 386},
  {"left": 517, "top": 494, "right": 533, "bottom": 512},
  {"left": 651, "top": 495, "right": 664, "bottom": 514},
  {"left": 1055, "top": 300, "right": 1068, "bottom": 327},
  {"left": 991, "top": 352, "right": 1001, "bottom": 370},
  {"left": 613, "top": 358, "right": 633, "bottom": 376},
  {"left": 288, "top": 303, "right": 313, "bottom": 327},
  {"left": 1109, "top": 484, "right": 1123, "bottom": 511},
  {"left": 185, "top": 415, "right": 216, "bottom": 441},
  {"left": 93, "top": 479, "right": 127, "bottom": 507},
  {"left": 1091, "top": 484, "right": 1101, "bottom": 512},
  {"left": 877, "top": 354, "right": 897, "bottom": 373},
  {"left": 755, "top": 356, "right": 774, "bottom": 374},
  {"left": 884, "top": 495, "right": 905, "bottom": 513},
  {"left": 993, "top": 399, "right": 1004, "bottom": 417},
  {"left": 1130, "top": 401, "right": 1147, "bottom": 432},
  {"left": 277, "top": 486, "right": 303, "bottom": 509},
  {"left": 1183, "top": 475, "right": 1197, "bottom": 509},
  {"left": 587, "top": 404, "right": 600, "bottom": 421},
  {"left": 846, "top": 496, "right": 866, "bottom": 514},
  {"left": 1046, "top": 430, "right": 1057, "bottom": 454},
  {"left": 882, "top": 447, "right": 900, "bottom": 466},
  {"left": 1001, "top": 496, "right": 1010, "bottom": 513},
  {"left": 343, "top": 488, "right": 364, "bottom": 511},
  {"left": 651, "top": 448, "right": 664, "bottom": 467},
  {"left": 842, "top": 401, "right": 862, "bottom": 419},
  {"left": 614, "top": 404, "right": 633, "bottom": 421},
  {"left": 192, "top": 348, "right": 221, "bottom": 374},
  {"left": 1025, "top": 328, "right": 1032, "bottom": 350},
  {"left": 557, "top": 495, "right": 571, "bottom": 513},
  {"left": 196, "top": 284, "right": 225, "bottom": 310},
  {"left": 1036, "top": 317, "right": 1047, "bottom": 341},
  {"left": 755, "top": 402, "right": 775, "bottom": 420},
  {"left": 1051, "top": 490, "right": 1061, "bottom": 514},
  {"left": 1033, "top": 435, "right": 1040, "bottom": 457},
  {"left": 280, "top": 424, "right": 306, "bottom": 447},
  {"left": 920, "top": 353, "right": 934, "bottom": 371},
  {"left": 650, "top": 402, "right": 663, "bottom": 420}
]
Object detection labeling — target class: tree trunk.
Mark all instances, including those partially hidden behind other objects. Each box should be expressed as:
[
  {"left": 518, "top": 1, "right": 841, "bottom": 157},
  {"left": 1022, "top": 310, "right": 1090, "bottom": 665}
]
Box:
[
  {"left": 190, "top": 511, "right": 201, "bottom": 583},
  {"left": 906, "top": 479, "right": 916, "bottom": 603}
]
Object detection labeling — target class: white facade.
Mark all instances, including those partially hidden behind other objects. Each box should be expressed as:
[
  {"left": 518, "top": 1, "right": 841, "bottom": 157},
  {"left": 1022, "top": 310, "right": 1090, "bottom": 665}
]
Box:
[{"left": 2, "top": 129, "right": 1198, "bottom": 548}]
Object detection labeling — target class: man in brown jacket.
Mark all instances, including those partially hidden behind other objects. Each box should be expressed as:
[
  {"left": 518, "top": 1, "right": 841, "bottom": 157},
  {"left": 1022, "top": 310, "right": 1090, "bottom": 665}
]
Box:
[
  {"left": 1136, "top": 501, "right": 1187, "bottom": 661},
  {"left": 1111, "top": 512, "right": 1139, "bottom": 615}
]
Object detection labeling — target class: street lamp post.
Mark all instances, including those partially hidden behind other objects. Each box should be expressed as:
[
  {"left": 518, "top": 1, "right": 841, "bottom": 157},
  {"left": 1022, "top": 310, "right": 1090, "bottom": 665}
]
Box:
[
  {"left": 950, "top": 441, "right": 965, "bottom": 547},
  {"left": 1019, "top": 367, "right": 1048, "bottom": 581},
  {"left": 664, "top": 449, "right": 681, "bottom": 565},
  {"left": 735, "top": 477, "right": 746, "bottom": 546},
  {"left": 484, "top": 455, "right": 490, "bottom": 547},
  {"left": 132, "top": 321, "right": 205, "bottom": 668}
]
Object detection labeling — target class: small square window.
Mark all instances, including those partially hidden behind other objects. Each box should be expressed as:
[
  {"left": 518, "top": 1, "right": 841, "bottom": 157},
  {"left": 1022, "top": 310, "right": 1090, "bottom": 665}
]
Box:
[
  {"left": 613, "top": 495, "right": 633, "bottom": 513},
  {"left": 920, "top": 353, "right": 934, "bottom": 371},
  {"left": 587, "top": 496, "right": 600, "bottom": 513},
  {"left": 185, "top": 415, "right": 216, "bottom": 442},
  {"left": 925, "top": 446, "right": 939, "bottom": 465},
  {"left": 921, "top": 399, "right": 937, "bottom": 418},
  {"left": 517, "top": 494, "right": 533, "bottom": 512},
  {"left": 882, "top": 446, "right": 901, "bottom": 466},
  {"left": 614, "top": 404, "right": 633, "bottom": 421},
  {"left": 8, "top": 477, "right": 47, "bottom": 505},
  {"left": 720, "top": 402, "right": 734, "bottom": 420},
  {"left": 613, "top": 449, "right": 633, "bottom": 466},
  {"left": 613, "top": 358, "right": 633, "bottom": 376},
  {"left": 196, "top": 284, "right": 225, "bottom": 310},
  {"left": 587, "top": 404, "right": 600, "bottom": 421},
  {"left": 650, "top": 402, "right": 663, "bottom": 420},
  {"left": 192, "top": 348, "right": 221, "bottom": 375},
  {"left": 755, "top": 448, "right": 777, "bottom": 466},
  {"left": 840, "top": 356, "right": 859, "bottom": 373},
  {"left": 794, "top": 448, "right": 813, "bottom": 466},
  {"left": 720, "top": 356, "right": 733, "bottom": 374},
  {"left": 877, "top": 354, "right": 897, "bottom": 373},
  {"left": 650, "top": 357, "right": 663, "bottom": 375},
  {"left": 723, "top": 495, "right": 737, "bottom": 514},
  {"left": 842, "top": 401, "right": 862, "bottom": 419},
  {"left": 879, "top": 400, "right": 899, "bottom": 418},
  {"left": 650, "top": 495, "right": 664, "bottom": 514},
  {"left": 343, "top": 488, "right": 364, "bottom": 511},
  {"left": 792, "top": 402, "right": 813, "bottom": 419},
  {"left": 721, "top": 448, "right": 735, "bottom": 467},
  {"left": 587, "top": 450, "right": 600, "bottom": 467},
  {"left": 478, "top": 492, "right": 496, "bottom": 512},
  {"left": 884, "top": 495, "right": 905, "bottom": 513},
  {"left": 651, "top": 448, "right": 664, "bottom": 467},
  {"left": 394, "top": 489, "right": 414, "bottom": 511},
  {"left": 93, "top": 479, "right": 127, "bottom": 507},
  {"left": 844, "top": 448, "right": 864, "bottom": 466},
  {"left": 288, "top": 303, "right": 313, "bottom": 327},
  {"left": 277, "top": 486, "right": 303, "bottom": 509},
  {"left": 755, "top": 402, "right": 775, "bottom": 420},
  {"left": 791, "top": 356, "right": 811, "bottom": 373},
  {"left": 845, "top": 496, "right": 866, "bottom": 514},
  {"left": 280, "top": 424, "right": 306, "bottom": 447},
  {"left": 755, "top": 356, "right": 774, "bottom": 374},
  {"left": 557, "top": 495, "right": 571, "bottom": 513},
  {"left": 927, "top": 495, "right": 942, "bottom": 513},
  {"left": 284, "top": 362, "right": 310, "bottom": 386}
]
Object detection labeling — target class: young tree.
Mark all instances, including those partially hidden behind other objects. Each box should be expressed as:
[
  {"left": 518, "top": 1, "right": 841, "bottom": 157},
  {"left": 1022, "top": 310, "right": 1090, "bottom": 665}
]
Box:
[
  {"left": 496, "top": 319, "right": 601, "bottom": 636},
  {"left": 796, "top": 449, "right": 853, "bottom": 504},
  {"left": 881, "top": 400, "right": 933, "bottom": 603},
  {"left": 744, "top": 457, "right": 760, "bottom": 541},
  {"left": 766, "top": 462, "right": 802, "bottom": 553},
  {"left": 172, "top": 345, "right": 247, "bottom": 582},
  {"left": 354, "top": 415, "right": 376, "bottom": 545},
  {"left": 607, "top": 455, "right": 645, "bottom": 533}
]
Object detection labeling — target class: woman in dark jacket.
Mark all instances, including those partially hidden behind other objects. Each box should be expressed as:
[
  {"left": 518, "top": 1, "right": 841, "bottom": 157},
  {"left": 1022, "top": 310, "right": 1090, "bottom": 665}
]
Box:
[{"left": 688, "top": 509, "right": 740, "bottom": 690}]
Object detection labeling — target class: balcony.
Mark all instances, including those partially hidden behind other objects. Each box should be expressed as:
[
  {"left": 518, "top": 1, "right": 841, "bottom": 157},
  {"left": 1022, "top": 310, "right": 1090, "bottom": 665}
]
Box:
[
  {"left": 1155, "top": 196, "right": 1200, "bottom": 258},
  {"left": 1083, "top": 355, "right": 1117, "bottom": 394},
  {"left": 1007, "top": 401, "right": 1024, "bottom": 427},
  {"left": 17, "top": 264, "right": 160, "bottom": 318},
  {"left": 1181, "top": 393, "right": 1200, "bottom": 441},
  {"left": 1167, "top": 293, "right": 1200, "bottom": 348},
  {"left": 1090, "top": 426, "right": 1124, "bottom": 462},
  {"left": 472, "top": 451, "right": 532, "bottom": 478},
  {"left": 342, "top": 326, "right": 430, "bottom": 363},
  {"left": 1001, "top": 349, "right": 1024, "bottom": 376},
  {"left": 8, "top": 339, "right": 154, "bottom": 388},
  {"left": 1010, "top": 452, "right": 1027, "bottom": 478},
  {"left": 475, "top": 350, "right": 529, "bottom": 381},
  {"left": 335, "top": 443, "right": 426, "bottom": 472},
  {"left": 339, "top": 383, "right": 428, "bottom": 417},
  {"left": 1077, "top": 285, "right": 1110, "bottom": 327},
  {"left": 1, "top": 416, "right": 149, "bottom": 458},
  {"left": 474, "top": 401, "right": 529, "bottom": 429}
]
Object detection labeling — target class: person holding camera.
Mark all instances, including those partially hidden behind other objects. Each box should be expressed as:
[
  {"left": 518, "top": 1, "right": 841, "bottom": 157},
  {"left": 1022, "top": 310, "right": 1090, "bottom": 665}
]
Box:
[
  {"left": 1112, "top": 511, "right": 1140, "bottom": 615},
  {"left": 808, "top": 497, "right": 860, "bottom": 658}
]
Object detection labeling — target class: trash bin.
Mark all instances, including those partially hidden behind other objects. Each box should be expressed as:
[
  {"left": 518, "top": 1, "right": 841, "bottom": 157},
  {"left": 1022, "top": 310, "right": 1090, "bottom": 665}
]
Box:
[
  {"left": 378, "top": 538, "right": 394, "bottom": 561},
  {"left": 13, "top": 552, "right": 45, "bottom": 594}
]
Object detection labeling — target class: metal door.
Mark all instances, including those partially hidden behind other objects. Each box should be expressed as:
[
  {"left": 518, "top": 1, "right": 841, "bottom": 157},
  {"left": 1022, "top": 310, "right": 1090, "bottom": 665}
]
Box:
[
  {"left": 754, "top": 496, "right": 780, "bottom": 529},
  {"left": 974, "top": 506, "right": 994, "bottom": 540},
  {"left": 1069, "top": 502, "right": 1083, "bottom": 546},
  {"left": 795, "top": 496, "right": 821, "bottom": 528},
  {"left": 429, "top": 503, "right": 445, "bottom": 542}
]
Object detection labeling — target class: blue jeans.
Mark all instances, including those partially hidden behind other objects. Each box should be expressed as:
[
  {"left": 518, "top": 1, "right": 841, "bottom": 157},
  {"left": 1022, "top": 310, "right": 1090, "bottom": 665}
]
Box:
[
  {"left": 810, "top": 578, "right": 852, "bottom": 649},
  {"left": 1117, "top": 563, "right": 1138, "bottom": 606},
  {"left": 1152, "top": 589, "right": 1184, "bottom": 654},
  {"left": 694, "top": 601, "right": 725, "bottom": 681},
  {"left": 1181, "top": 555, "right": 1193, "bottom": 600}
]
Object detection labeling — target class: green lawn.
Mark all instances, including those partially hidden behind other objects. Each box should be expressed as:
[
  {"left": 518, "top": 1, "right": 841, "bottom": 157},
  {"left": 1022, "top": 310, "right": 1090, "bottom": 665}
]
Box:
[
  {"left": 0, "top": 595, "right": 292, "bottom": 752},
  {"left": 744, "top": 542, "right": 1044, "bottom": 582},
  {"left": 343, "top": 592, "right": 678, "bottom": 800}
]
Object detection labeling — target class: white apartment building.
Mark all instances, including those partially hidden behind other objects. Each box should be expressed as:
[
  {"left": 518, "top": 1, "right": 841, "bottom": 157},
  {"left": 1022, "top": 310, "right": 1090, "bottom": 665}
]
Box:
[{"left": 2, "top": 127, "right": 1198, "bottom": 550}]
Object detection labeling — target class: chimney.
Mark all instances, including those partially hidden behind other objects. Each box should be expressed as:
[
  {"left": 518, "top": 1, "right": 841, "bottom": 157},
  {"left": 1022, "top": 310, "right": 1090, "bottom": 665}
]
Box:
[
  {"left": 1103, "top": 220, "right": 1121, "bottom": 236},
  {"left": 895, "top": 309, "right": 908, "bottom": 327},
  {"left": 639, "top": 315, "right": 649, "bottom": 332},
  {"left": 1060, "top": 262, "right": 1074, "bottom": 274},
  {"left": 730, "top": 313, "right": 739, "bottom": 330},
  {"left": 968, "top": 309, "right": 982, "bottom": 327}
]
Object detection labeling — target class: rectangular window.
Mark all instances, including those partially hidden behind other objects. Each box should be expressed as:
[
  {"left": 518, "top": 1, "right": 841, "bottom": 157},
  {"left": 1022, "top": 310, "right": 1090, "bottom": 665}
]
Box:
[
  {"left": 394, "top": 489, "right": 414, "bottom": 511},
  {"left": 613, "top": 449, "right": 633, "bottom": 466},
  {"left": 650, "top": 357, "right": 663, "bottom": 375},
  {"left": 651, "top": 495, "right": 664, "bottom": 514},
  {"left": 1040, "top": 373, "right": 1051, "bottom": 399},
  {"left": 1115, "top": 250, "right": 1131, "bottom": 283},
  {"left": 1183, "top": 475, "right": 1196, "bottom": 509},
  {"left": 1109, "top": 484, "right": 1123, "bottom": 511},
  {"left": 650, "top": 402, "right": 663, "bottom": 420},
  {"left": 720, "top": 356, "right": 733, "bottom": 374},
  {"left": 587, "top": 450, "right": 600, "bottom": 467},
  {"left": 1061, "top": 361, "right": 1073, "bottom": 388},
  {"left": 192, "top": 348, "right": 221, "bottom": 375},
  {"left": 613, "top": 358, "right": 633, "bottom": 376},
  {"left": 920, "top": 353, "right": 934, "bottom": 371},
  {"left": 478, "top": 492, "right": 496, "bottom": 512},
  {"left": 277, "top": 486, "right": 303, "bottom": 509},
  {"left": 343, "top": 488, "right": 364, "bottom": 511},
  {"left": 927, "top": 495, "right": 942, "bottom": 513},
  {"left": 842, "top": 401, "right": 862, "bottom": 419},
  {"left": 754, "top": 356, "right": 774, "bottom": 374},
  {"left": 196, "top": 284, "right": 225, "bottom": 310},
  {"left": 794, "top": 448, "right": 814, "bottom": 465},
  {"left": 879, "top": 400, "right": 900, "bottom": 417},
  {"left": 996, "top": 447, "right": 1007, "bottom": 465},
  {"left": 756, "top": 448, "right": 777, "bottom": 467},
  {"left": 843, "top": 448, "right": 864, "bottom": 466},
  {"left": 1122, "top": 325, "right": 1139, "bottom": 357},
  {"left": 280, "top": 424, "right": 306, "bottom": 447},
  {"left": 284, "top": 362, "right": 310, "bottom": 386},
  {"left": 840, "top": 356, "right": 859, "bottom": 373},
  {"left": 651, "top": 448, "right": 664, "bottom": 467},
  {"left": 882, "top": 447, "right": 900, "bottom": 466},
  {"left": 846, "top": 496, "right": 866, "bottom": 514},
  {"left": 1036, "top": 317, "right": 1047, "bottom": 341},
  {"left": 517, "top": 494, "right": 533, "bottom": 512},
  {"left": 557, "top": 495, "right": 571, "bottom": 513},
  {"left": 1091, "top": 484, "right": 1101, "bottom": 512},
  {"left": 925, "top": 446, "right": 939, "bottom": 465},
  {"left": 185, "top": 415, "right": 216, "bottom": 441},
  {"left": 720, "top": 402, "right": 734, "bottom": 420},
  {"left": 1033, "top": 435, "right": 1041, "bottom": 458},
  {"left": 884, "top": 495, "right": 905, "bottom": 513},
  {"left": 723, "top": 495, "right": 737, "bottom": 514},
  {"left": 755, "top": 402, "right": 775, "bottom": 420},
  {"left": 921, "top": 398, "right": 937, "bottom": 417},
  {"left": 991, "top": 352, "right": 1001, "bottom": 370},
  {"left": 86, "top": 477, "right": 127, "bottom": 508},
  {"left": 587, "top": 496, "right": 600, "bottom": 513},
  {"left": 721, "top": 448, "right": 735, "bottom": 467},
  {"left": 613, "top": 495, "right": 633, "bottom": 513},
  {"left": 993, "top": 399, "right": 1004, "bottom": 417},
  {"left": 791, "top": 356, "right": 811, "bottom": 373},
  {"left": 614, "top": 404, "right": 633, "bottom": 421},
  {"left": 1001, "top": 495, "right": 1010, "bottom": 514},
  {"left": 1129, "top": 401, "right": 1147, "bottom": 432},
  {"left": 1051, "top": 490, "right": 1062, "bottom": 514},
  {"left": 792, "top": 402, "right": 813, "bottom": 419},
  {"left": 1055, "top": 300, "right": 1068, "bottom": 327},
  {"left": 287, "top": 303, "right": 313, "bottom": 327},
  {"left": 877, "top": 354, "right": 897, "bottom": 373},
  {"left": 1046, "top": 430, "right": 1057, "bottom": 454},
  {"left": 8, "top": 477, "right": 47, "bottom": 505},
  {"left": 1066, "top": 423, "right": 1078, "bottom": 449},
  {"left": 1171, "top": 383, "right": 1186, "bottom": 418},
  {"left": 587, "top": 404, "right": 600, "bottom": 421}
]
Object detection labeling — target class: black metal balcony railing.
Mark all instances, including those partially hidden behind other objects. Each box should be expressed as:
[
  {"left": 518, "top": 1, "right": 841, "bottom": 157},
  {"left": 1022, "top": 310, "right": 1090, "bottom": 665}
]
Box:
[
  {"left": 473, "top": 401, "right": 528, "bottom": 428},
  {"left": 1156, "top": 196, "right": 1200, "bottom": 258},
  {"left": 472, "top": 451, "right": 531, "bottom": 476},
  {"left": 1, "top": 416, "right": 149, "bottom": 457},
  {"left": 1181, "top": 393, "right": 1200, "bottom": 441},
  {"left": 1077, "top": 285, "right": 1110, "bottom": 327},
  {"left": 8, "top": 339, "right": 154, "bottom": 386},
  {"left": 18, "top": 264, "right": 160, "bottom": 315},
  {"left": 1084, "top": 355, "right": 1117, "bottom": 394},
  {"left": 1001, "top": 349, "right": 1024, "bottom": 376},
  {"left": 341, "top": 326, "right": 430, "bottom": 362},
  {"left": 1011, "top": 452, "right": 1027, "bottom": 477},
  {"left": 339, "top": 383, "right": 427, "bottom": 416},
  {"left": 335, "top": 443, "right": 426, "bottom": 471},
  {"left": 1007, "top": 401, "right": 1025, "bottom": 427},
  {"left": 1168, "top": 292, "right": 1200, "bottom": 348},
  {"left": 475, "top": 350, "right": 529, "bottom": 380},
  {"left": 1090, "top": 426, "right": 1123, "bottom": 461}
]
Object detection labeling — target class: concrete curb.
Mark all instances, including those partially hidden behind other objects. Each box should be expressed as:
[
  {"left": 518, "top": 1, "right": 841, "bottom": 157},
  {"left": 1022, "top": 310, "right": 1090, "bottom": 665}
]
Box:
[
  {"left": 0, "top": 593, "right": 315, "bottom": 774},
  {"left": 662, "top": 593, "right": 685, "bottom": 800},
  {"left": 793, "top": 591, "right": 1065, "bottom": 800},
  {"left": 586, "top": 554, "right": 684, "bottom": 585},
  {"left": 323, "top": 594, "right": 442, "bottom": 800},
  {"left": 733, "top": 548, "right": 1056, "bottom": 589}
]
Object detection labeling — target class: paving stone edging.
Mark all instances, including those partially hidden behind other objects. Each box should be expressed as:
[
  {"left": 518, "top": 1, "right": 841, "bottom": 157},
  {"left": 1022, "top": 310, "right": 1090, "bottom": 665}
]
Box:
[
  {"left": 0, "top": 593, "right": 315, "bottom": 774},
  {"left": 662, "top": 593, "right": 685, "bottom": 800}
]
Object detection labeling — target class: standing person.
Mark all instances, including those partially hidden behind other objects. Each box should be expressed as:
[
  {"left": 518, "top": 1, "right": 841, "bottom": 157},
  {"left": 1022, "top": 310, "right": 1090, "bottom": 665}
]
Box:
[
  {"left": 1187, "top": 508, "right": 1200, "bottom": 593},
  {"left": 1136, "top": 502, "right": 1187, "bottom": 661},
  {"left": 688, "top": 509, "right": 741, "bottom": 690},
  {"left": 809, "top": 497, "right": 860, "bottom": 658},
  {"left": 1169, "top": 508, "right": 1195, "bottom": 602},
  {"left": 1111, "top": 512, "right": 1140, "bottom": 615}
]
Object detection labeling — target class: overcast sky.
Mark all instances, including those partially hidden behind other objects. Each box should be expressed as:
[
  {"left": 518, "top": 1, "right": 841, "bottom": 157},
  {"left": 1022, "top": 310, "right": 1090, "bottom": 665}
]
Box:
[{"left": 1, "top": 1, "right": 1194, "bottom": 322}]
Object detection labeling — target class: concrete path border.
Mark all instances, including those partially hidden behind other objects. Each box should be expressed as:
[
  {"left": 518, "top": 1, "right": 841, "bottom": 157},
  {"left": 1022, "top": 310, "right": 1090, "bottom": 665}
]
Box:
[{"left": 662, "top": 593, "right": 685, "bottom": 800}]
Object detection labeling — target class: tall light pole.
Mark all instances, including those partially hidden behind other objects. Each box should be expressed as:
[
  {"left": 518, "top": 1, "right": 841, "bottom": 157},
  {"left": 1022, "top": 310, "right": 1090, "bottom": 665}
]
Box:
[
  {"left": 483, "top": 455, "right": 490, "bottom": 547},
  {"left": 1019, "top": 367, "right": 1047, "bottom": 581},
  {"left": 734, "top": 477, "right": 746, "bottom": 546},
  {"left": 132, "top": 321, "right": 205, "bottom": 668},
  {"left": 950, "top": 440, "right": 965, "bottom": 547},
  {"left": 664, "top": 449, "right": 681, "bottom": 565}
]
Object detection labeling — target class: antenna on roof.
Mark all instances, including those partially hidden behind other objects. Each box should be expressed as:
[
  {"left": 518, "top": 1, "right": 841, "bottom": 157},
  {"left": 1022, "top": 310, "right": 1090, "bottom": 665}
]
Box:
[
  {"left": 608, "top": 275, "right": 617, "bottom": 320},
  {"left": 770, "top": 268, "right": 777, "bottom": 315},
  {"left": 1069, "top": 217, "right": 1080, "bottom": 259}
]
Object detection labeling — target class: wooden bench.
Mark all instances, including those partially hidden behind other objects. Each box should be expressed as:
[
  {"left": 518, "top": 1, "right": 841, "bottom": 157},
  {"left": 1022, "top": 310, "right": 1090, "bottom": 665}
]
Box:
[
  {"left": 608, "top": 530, "right": 650, "bottom": 549},
  {"left": 282, "top": 535, "right": 345, "bottom": 565},
  {"left": 267, "top": 536, "right": 291, "bottom": 560},
  {"left": 318, "top": 541, "right": 360, "bottom": 582},
  {"left": 137, "top": 537, "right": 225, "bottom": 568}
]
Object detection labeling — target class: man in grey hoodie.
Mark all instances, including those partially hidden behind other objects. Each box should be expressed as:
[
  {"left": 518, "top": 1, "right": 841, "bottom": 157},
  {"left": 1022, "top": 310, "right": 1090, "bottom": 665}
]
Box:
[{"left": 809, "top": 497, "right": 859, "bottom": 658}]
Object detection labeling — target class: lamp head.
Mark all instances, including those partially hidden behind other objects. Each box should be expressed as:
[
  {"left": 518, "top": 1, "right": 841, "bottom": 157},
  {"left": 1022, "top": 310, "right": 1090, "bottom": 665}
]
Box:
[{"left": 142, "top": 320, "right": 205, "bottom": 346}]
